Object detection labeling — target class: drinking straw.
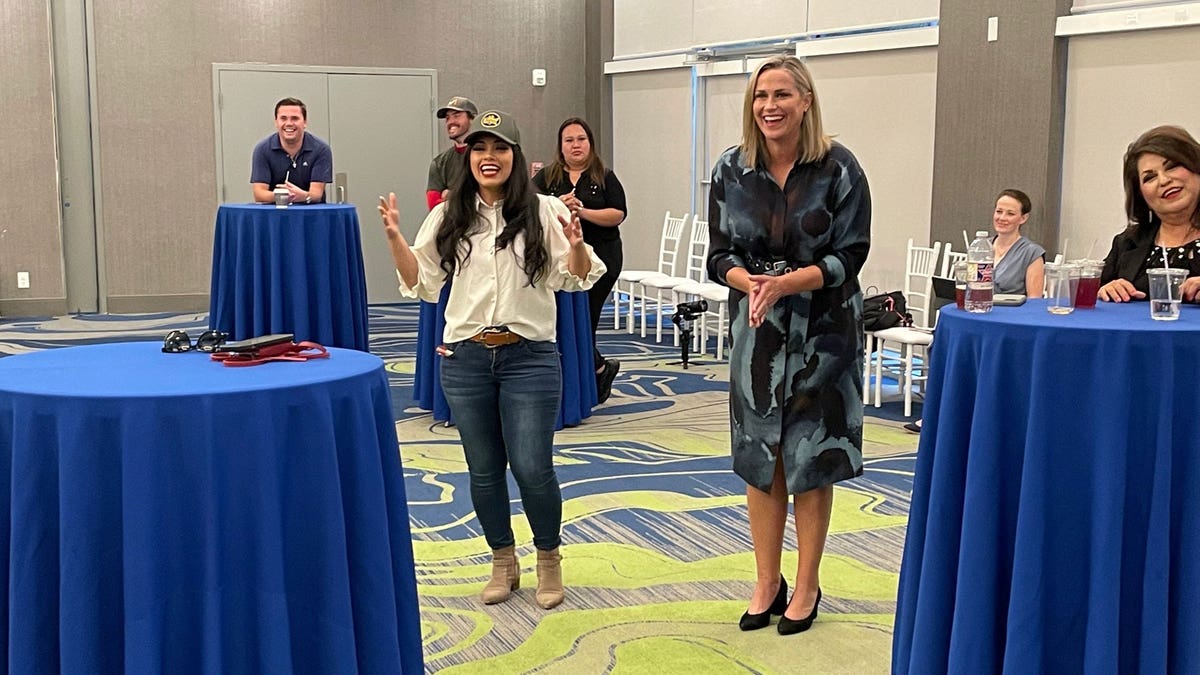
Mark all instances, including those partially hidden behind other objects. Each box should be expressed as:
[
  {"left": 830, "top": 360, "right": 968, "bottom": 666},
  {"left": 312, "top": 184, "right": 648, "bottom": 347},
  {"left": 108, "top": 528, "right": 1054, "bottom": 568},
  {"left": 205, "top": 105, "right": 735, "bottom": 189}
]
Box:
[
  {"left": 1086, "top": 238, "right": 1099, "bottom": 261},
  {"left": 284, "top": 170, "right": 290, "bottom": 185},
  {"left": 1163, "top": 249, "right": 1173, "bottom": 303},
  {"left": 1061, "top": 238, "right": 1069, "bottom": 262},
  {"left": 962, "top": 230, "right": 970, "bottom": 249}
]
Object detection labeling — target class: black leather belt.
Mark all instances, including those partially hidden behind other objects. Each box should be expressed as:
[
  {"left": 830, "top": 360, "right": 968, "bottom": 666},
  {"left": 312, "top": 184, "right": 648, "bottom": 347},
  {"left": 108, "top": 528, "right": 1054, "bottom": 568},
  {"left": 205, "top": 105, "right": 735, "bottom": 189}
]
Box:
[
  {"left": 468, "top": 327, "right": 520, "bottom": 348},
  {"left": 746, "top": 257, "right": 793, "bottom": 277}
]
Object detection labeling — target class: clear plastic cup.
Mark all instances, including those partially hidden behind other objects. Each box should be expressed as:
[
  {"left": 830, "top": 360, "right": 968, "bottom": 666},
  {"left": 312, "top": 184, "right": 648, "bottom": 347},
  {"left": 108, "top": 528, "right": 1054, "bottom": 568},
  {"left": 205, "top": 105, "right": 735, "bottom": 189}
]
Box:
[
  {"left": 1045, "top": 263, "right": 1075, "bottom": 315},
  {"left": 952, "top": 261, "right": 967, "bottom": 309},
  {"left": 1148, "top": 268, "right": 1186, "bottom": 320},
  {"left": 1073, "top": 260, "right": 1102, "bottom": 309}
]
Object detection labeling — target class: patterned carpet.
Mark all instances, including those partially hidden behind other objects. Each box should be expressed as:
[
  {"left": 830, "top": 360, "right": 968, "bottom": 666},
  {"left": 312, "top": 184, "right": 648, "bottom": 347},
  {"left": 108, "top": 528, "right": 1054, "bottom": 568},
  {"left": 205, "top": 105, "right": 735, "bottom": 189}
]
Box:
[{"left": 0, "top": 304, "right": 920, "bottom": 674}]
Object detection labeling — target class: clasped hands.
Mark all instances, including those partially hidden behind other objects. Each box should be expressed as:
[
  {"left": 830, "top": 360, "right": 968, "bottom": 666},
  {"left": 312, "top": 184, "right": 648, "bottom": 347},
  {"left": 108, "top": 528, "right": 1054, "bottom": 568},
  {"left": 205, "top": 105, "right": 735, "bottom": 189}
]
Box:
[
  {"left": 746, "top": 274, "right": 790, "bottom": 327},
  {"left": 558, "top": 191, "right": 583, "bottom": 216},
  {"left": 276, "top": 180, "right": 309, "bottom": 203}
]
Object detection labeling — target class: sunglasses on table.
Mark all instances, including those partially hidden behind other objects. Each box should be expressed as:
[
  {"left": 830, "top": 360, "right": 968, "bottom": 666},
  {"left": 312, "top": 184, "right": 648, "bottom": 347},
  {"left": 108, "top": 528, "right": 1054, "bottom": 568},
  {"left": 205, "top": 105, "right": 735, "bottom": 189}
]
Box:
[{"left": 161, "top": 329, "right": 229, "bottom": 353}]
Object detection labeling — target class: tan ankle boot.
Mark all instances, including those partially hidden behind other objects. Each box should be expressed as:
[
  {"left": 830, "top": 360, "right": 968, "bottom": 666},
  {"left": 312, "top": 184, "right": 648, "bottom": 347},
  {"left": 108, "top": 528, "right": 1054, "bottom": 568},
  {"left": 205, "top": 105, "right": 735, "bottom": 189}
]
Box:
[
  {"left": 535, "top": 548, "right": 564, "bottom": 609},
  {"left": 480, "top": 546, "right": 520, "bottom": 605}
]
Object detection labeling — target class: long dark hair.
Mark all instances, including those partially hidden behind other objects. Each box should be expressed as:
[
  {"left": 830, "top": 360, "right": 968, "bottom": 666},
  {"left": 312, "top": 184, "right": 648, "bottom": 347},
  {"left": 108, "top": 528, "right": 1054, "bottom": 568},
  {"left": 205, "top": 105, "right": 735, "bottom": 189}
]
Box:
[
  {"left": 542, "top": 117, "right": 607, "bottom": 188},
  {"left": 437, "top": 141, "right": 548, "bottom": 286},
  {"left": 1122, "top": 125, "right": 1200, "bottom": 233}
]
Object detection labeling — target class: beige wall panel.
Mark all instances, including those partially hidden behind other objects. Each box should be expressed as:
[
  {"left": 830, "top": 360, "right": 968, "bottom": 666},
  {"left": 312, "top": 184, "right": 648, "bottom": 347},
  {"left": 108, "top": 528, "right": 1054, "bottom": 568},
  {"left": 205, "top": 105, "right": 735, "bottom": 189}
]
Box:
[
  {"left": 91, "top": 0, "right": 587, "bottom": 302},
  {"left": 612, "top": 69, "right": 693, "bottom": 272},
  {"left": 613, "top": 0, "right": 693, "bottom": 57},
  {"left": 692, "top": 0, "right": 807, "bottom": 46},
  {"left": 1061, "top": 26, "right": 1200, "bottom": 261},
  {"left": 808, "top": 48, "right": 938, "bottom": 294},
  {"left": 704, "top": 73, "right": 748, "bottom": 183},
  {"left": 0, "top": 1, "right": 65, "bottom": 300},
  {"left": 807, "top": 0, "right": 939, "bottom": 32}
]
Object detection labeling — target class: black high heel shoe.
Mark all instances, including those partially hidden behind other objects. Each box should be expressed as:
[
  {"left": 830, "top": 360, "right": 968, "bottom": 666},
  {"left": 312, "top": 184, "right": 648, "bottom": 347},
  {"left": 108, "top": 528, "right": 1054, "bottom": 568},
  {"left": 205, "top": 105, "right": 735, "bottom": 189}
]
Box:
[
  {"left": 738, "top": 575, "right": 787, "bottom": 631},
  {"left": 777, "top": 587, "right": 822, "bottom": 635}
]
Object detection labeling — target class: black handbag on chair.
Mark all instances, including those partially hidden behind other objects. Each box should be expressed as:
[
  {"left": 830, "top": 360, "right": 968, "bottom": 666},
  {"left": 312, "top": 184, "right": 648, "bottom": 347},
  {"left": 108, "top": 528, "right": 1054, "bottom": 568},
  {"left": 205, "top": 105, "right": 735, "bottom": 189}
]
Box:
[{"left": 862, "top": 289, "right": 912, "bottom": 332}]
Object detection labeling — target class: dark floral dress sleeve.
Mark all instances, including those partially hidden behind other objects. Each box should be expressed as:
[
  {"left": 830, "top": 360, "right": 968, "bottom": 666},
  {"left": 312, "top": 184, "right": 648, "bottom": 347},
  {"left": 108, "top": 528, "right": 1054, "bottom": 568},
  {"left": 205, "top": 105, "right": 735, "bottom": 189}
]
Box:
[{"left": 706, "top": 147, "right": 747, "bottom": 286}]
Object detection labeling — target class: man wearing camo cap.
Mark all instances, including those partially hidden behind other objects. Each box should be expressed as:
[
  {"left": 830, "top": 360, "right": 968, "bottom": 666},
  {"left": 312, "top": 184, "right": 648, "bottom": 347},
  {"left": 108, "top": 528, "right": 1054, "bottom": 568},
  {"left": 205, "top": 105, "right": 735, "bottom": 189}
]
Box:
[{"left": 425, "top": 95, "right": 479, "bottom": 210}]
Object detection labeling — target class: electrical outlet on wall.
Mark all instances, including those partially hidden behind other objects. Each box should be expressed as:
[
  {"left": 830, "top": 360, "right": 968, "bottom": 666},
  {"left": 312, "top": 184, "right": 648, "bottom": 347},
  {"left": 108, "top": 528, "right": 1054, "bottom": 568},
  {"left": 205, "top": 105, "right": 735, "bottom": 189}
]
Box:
[{"left": 16, "top": 272, "right": 29, "bottom": 289}]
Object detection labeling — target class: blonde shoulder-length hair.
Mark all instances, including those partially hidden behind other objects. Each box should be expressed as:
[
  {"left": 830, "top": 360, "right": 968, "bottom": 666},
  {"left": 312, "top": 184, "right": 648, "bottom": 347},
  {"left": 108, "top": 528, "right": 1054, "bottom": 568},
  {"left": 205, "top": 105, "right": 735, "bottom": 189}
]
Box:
[{"left": 740, "top": 56, "right": 832, "bottom": 168}]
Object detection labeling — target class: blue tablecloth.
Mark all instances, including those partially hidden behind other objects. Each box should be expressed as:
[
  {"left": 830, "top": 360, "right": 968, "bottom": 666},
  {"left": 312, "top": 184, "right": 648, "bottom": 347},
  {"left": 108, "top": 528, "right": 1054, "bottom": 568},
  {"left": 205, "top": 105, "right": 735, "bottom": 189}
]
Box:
[
  {"left": 413, "top": 290, "right": 596, "bottom": 429},
  {"left": 893, "top": 300, "right": 1200, "bottom": 674},
  {"left": 209, "top": 204, "right": 370, "bottom": 351},
  {"left": 0, "top": 343, "right": 422, "bottom": 674}
]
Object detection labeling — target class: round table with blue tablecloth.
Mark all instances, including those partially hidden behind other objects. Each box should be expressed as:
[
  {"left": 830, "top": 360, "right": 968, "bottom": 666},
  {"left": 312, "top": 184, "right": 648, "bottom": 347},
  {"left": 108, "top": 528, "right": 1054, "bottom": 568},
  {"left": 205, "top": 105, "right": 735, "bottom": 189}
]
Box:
[
  {"left": 209, "top": 204, "right": 370, "bottom": 351},
  {"left": 0, "top": 343, "right": 422, "bottom": 673},
  {"left": 894, "top": 300, "right": 1200, "bottom": 674}
]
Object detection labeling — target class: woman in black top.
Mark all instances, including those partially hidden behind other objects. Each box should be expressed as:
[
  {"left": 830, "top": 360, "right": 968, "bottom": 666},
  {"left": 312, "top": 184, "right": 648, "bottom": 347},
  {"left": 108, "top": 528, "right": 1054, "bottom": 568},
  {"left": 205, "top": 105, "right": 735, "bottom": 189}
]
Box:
[
  {"left": 533, "top": 118, "right": 628, "bottom": 403},
  {"left": 1099, "top": 125, "right": 1200, "bottom": 302}
]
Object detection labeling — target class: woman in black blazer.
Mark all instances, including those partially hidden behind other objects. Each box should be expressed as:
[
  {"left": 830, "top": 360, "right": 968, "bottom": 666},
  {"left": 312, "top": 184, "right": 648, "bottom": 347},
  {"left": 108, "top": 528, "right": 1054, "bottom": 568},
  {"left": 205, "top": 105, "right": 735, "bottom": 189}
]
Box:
[{"left": 1099, "top": 125, "right": 1200, "bottom": 302}]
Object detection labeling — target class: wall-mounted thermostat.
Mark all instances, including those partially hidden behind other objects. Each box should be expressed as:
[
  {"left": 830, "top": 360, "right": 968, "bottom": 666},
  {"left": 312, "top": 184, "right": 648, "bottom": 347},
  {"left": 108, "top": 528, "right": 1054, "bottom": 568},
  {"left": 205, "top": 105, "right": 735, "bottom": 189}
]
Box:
[{"left": 532, "top": 69, "right": 547, "bottom": 87}]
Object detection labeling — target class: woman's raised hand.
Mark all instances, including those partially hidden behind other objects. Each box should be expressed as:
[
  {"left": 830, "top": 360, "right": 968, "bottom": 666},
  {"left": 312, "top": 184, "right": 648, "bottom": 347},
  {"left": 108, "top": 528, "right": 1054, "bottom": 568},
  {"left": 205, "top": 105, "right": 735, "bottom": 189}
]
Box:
[
  {"left": 378, "top": 193, "right": 403, "bottom": 241},
  {"left": 558, "top": 210, "right": 584, "bottom": 247}
]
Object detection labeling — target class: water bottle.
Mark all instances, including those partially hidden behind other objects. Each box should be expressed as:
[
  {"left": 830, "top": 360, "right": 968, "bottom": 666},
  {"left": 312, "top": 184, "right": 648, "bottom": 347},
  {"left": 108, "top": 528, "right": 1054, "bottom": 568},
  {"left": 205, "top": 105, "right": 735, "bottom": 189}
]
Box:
[{"left": 965, "top": 230, "right": 994, "bottom": 313}]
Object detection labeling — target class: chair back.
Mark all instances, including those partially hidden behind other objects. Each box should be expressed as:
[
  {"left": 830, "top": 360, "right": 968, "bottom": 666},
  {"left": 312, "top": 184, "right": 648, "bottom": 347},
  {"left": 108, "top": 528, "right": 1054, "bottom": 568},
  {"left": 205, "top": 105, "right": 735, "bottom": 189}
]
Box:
[
  {"left": 682, "top": 216, "right": 710, "bottom": 283},
  {"left": 940, "top": 243, "right": 967, "bottom": 277},
  {"left": 657, "top": 211, "right": 690, "bottom": 276},
  {"left": 904, "top": 238, "right": 942, "bottom": 328}
]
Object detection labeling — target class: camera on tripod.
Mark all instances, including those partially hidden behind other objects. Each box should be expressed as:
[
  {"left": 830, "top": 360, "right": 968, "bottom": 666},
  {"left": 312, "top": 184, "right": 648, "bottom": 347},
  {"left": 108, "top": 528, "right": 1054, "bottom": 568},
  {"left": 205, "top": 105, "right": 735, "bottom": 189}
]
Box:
[
  {"left": 671, "top": 299, "right": 708, "bottom": 369},
  {"left": 671, "top": 299, "right": 708, "bottom": 327}
]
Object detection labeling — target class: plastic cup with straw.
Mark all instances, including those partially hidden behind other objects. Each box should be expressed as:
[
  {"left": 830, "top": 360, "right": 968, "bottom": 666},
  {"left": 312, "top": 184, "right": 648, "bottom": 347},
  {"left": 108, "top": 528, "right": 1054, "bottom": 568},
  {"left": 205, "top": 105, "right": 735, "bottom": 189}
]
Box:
[
  {"left": 1147, "top": 251, "right": 1184, "bottom": 320},
  {"left": 273, "top": 170, "right": 291, "bottom": 207}
]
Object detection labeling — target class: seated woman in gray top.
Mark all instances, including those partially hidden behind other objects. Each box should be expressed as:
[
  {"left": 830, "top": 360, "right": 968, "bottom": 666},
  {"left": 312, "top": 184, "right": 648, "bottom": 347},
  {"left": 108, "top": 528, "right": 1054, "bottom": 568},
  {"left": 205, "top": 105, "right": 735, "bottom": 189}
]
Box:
[
  {"left": 990, "top": 188, "right": 1045, "bottom": 296},
  {"left": 906, "top": 189, "right": 1043, "bottom": 436}
]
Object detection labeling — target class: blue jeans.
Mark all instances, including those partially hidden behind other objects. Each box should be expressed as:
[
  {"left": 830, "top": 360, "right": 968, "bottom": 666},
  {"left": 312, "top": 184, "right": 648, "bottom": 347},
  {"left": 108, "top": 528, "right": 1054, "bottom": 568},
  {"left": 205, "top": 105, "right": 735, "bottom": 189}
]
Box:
[{"left": 439, "top": 338, "right": 563, "bottom": 551}]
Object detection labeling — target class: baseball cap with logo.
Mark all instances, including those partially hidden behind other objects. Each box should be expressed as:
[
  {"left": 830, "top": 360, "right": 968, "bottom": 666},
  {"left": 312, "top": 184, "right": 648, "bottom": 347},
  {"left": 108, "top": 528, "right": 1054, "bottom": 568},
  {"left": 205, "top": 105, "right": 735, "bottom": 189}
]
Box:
[
  {"left": 436, "top": 96, "right": 478, "bottom": 119},
  {"left": 463, "top": 110, "right": 521, "bottom": 147}
]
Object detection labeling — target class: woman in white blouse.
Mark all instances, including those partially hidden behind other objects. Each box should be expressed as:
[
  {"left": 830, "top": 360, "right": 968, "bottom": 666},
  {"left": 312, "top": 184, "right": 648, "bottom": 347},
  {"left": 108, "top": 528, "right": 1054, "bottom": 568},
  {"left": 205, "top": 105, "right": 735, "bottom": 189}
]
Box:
[{"left": 378, "top": 111, "right": 604, "bottom": 610}]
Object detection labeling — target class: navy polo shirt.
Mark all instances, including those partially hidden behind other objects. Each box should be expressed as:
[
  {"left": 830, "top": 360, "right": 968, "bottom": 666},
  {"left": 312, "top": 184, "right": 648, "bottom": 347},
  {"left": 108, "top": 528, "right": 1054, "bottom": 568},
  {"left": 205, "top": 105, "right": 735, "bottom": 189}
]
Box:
[{"left": 250, "top": 132, "right": 333, "bottom": 197}]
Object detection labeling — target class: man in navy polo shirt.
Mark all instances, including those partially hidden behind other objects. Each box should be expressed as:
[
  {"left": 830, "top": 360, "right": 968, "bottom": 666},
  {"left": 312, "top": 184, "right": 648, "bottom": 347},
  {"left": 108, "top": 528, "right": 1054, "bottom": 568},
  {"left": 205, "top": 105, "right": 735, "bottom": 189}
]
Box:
[{"left": 251, "top": 97, "right": 333, "bottom": 204}]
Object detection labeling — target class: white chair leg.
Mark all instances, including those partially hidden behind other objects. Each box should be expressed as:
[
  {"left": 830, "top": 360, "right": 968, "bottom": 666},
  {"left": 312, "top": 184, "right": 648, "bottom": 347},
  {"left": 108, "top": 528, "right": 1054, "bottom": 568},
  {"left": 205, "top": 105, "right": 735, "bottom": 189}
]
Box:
[
  {"left": 862, "top": 334, "right": 872, "bottom": 407},
  {"left": 903, "top": 344, "right": 914, "bottom": 418},
  {"left": 716, "top": 304, "right": 727, "bottom": 360},
  {"left": 627, "top": 286, "right": 637, "bottom": 334},
  {"left": 873, "top": 341, "right": 884, "bottom": 408},
  {"left": 671, "top": 298, "right": 680, "bottom": 347},
  {"left": 612, "top": 286, "right": 622, "bottom": 331},
  {"left": 640, "top": 286, "right": 649, "bottom": 338},
  {"left": 654, "top": 291, "right": 664, "bottom": 344}
]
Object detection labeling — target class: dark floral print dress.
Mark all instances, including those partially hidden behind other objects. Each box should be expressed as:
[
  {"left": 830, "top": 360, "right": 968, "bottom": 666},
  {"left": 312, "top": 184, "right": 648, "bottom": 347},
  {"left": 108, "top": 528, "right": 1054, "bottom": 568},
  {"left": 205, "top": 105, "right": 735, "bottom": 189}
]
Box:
[{"left": 706, "top": 143, "right": 871, "bottom": 494}]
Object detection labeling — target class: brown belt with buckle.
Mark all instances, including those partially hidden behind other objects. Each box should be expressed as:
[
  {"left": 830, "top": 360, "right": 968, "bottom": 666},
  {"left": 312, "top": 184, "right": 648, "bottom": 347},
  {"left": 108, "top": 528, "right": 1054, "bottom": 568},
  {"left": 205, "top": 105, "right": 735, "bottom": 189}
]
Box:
[{"left": 468, "top": 327, "right": 521, "bottom": 348}]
